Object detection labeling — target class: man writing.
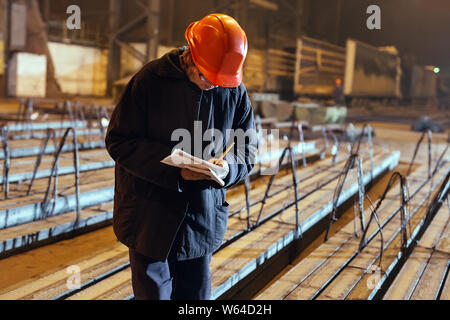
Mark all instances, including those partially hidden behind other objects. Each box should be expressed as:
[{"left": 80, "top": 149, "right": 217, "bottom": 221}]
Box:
[{"left": 105, "top": 14, "right": 256, "bottom": 300}]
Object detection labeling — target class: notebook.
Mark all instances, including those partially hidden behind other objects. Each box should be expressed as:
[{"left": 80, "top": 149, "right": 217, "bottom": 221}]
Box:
[{"left": 161, "top": 149, "right": 227, "bottom": 187}]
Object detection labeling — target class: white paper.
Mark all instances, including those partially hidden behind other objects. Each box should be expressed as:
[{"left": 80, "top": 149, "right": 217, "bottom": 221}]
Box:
[{"left": 161, "top": 149, "right": 227, "bottom": 187}]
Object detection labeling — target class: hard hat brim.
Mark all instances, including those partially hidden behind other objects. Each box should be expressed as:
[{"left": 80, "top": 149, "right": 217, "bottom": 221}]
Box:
[{"left": 197, "top": 62, "right": 243, "bottom": 88}]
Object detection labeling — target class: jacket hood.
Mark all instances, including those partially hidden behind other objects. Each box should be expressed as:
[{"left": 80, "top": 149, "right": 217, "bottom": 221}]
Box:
[{"left": 154, "top": 47, "right": 189, "bottom": 81}]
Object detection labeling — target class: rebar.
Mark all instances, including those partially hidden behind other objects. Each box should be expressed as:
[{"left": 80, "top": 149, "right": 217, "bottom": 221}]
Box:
[
  {"left": 407, "top": 129, "right": 433, "bottom": 177},
  {"left": 244, "top": 176, "right": 251, "bottom": 230},
  {"left": 357, "top": 156, "right": 365, "bottom": 234},
  {"left": 358, "top": 172, "right": 410, "bottom": 261},
  {"left": 324, "top": 153, "right": 357, "bottom": 241},
  {"left": 41, "top": 128, "right": 81, "bottom": 224},
  {"left": 297, "top": 123, "right": 307, "bottom": 168},
  {"left": 321, "top": 127, "right": 329, "bottom": 159},
  {"left": 98, "top": 106, "right": 110, "bottom": 147},
  {"left": 27, "top": 129, "right": 58, "bottom": 196},
  {"left": 15, "top": 99, "right": 34, "bottom": 136},
  {"left": 328, "top": 129, "right": 339, "bottom": 166},
  {"left": 256, "top": 146, "right": 291, "bottom": 226},
  {"left": 432, "top": 143, "right": 449, "bottom": 176},
  {"left": 1, "top": 126, "right": 10, "bottom": 199},
  {"left": 290, "top": 147, "right": 302, "bottom": 240}
]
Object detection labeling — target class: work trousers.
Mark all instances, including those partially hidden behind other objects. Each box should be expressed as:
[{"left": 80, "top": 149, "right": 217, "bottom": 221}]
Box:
[{"left": 129, "top": 247, "right": 212, "bottom": 300}]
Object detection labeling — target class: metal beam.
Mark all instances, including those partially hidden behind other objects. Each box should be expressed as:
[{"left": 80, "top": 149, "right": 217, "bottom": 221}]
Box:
[
  {"left": 166, "top": 0, "right": 174, "bottom": 45},
  {"left": 0, "top": 209, "right": 113, "bottom": 256},
  {"left": 112, "top": 12, "right": 147, "bottom": 39},
  {"left": 115, "top": 39, "right": 147, "bottom": 63},
  {"left": 107, "top": 0, "right": 121, "bottom": 96},
  {"left": 146, "top": 0, "right": 160, "bottom": 61},
  {"left": 134, "top": 0, "right": 148, "bottom": 10},
  {"left": 0, "top": 186, "right": 114, "bottom": 229},
  {"left": 0, "top": 140, "right": 105, "bottom": 159},
  {"left": 0, "top": 159, "right": 114, "bottom": 184},
  {"left": 249, "top": 0, "right": 278, "bottom": 11}
]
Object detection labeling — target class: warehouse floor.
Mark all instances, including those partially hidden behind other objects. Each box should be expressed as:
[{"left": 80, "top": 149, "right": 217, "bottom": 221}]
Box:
[
  {"left": 254, "top": 161, "right": 413, "bottom": 298},
  {"left": 0, "top": 163, "right": 405, "bottom": 295},
  {"left": 0, "top": 99, "right": 448, "bottom": 300}
]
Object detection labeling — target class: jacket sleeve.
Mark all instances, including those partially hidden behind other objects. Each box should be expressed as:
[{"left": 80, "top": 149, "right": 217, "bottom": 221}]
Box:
[
  {"left": 221, "top": 84, "right": 257, "bottom": 189},
  {"left": 105, "top": 76, "right": 183, "bottom": 192}
]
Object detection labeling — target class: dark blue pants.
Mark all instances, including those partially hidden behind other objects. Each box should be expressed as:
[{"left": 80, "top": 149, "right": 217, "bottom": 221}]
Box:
[{"left": 129, "top": 248, "right": 212, "bottom": 300}]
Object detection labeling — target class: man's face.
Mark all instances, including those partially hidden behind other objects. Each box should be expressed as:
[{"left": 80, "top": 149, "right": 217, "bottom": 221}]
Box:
[{"left": 185, "top": 59, "right": 218, "bottom": 91}]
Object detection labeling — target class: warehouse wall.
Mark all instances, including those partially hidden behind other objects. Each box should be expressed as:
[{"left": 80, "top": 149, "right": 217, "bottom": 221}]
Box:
[
  {"left": 48, "top": 42, "right": 107, "bottom": 96},
  {"left": 304, "top": 0, "right": 450, "bottom": 71},
  {"left": 48, "top": 41, "right": 177, "bottom": 97},
  {"left": 120, "top": 43, "right": 175, "bottom": 79}
]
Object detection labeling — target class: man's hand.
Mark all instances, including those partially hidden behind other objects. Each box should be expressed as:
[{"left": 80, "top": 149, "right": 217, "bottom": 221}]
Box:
[
  {"left": 181, "top": 159, "right": 229, "bottom": 182},
  {"left": 208, "top": 158, "right": 230, "bottom": 179},
  {"left": 208, "top": 158, "right": 226, "bottom": 167},
  {"left": 181, "top": 168, "right": 210, "bottom": 181}
]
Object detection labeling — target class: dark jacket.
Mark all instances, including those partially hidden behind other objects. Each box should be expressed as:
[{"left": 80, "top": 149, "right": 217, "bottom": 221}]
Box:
[{"left": 105, "top": 47, "right": 255, "bottom": 262}]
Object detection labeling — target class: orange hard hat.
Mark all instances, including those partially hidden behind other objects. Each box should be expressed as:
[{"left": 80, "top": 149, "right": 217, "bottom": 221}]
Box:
[{"left": 185, "top": 14, "right": 248, "bottom": 88}]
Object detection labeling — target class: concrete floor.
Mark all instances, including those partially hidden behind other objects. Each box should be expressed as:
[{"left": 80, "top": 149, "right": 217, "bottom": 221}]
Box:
[{"left": 0, "top": 99, "right": 447, "bottom": 299}]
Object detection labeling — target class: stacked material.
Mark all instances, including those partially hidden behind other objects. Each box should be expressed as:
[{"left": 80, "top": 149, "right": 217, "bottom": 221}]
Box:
[
  {"left": 384, "top": 194, "right": 449, "bottom": 300},
  {"left": 0, "top": 102, "right": 319, "bottom": 257},
  {"left": 255, "top": 160, "right": 449, "bottom": 300},
  {"left": 0, "top": 145, "right": 399, "bottom": 300}
]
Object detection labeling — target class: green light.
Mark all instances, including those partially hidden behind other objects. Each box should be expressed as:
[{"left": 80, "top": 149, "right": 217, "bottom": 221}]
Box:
[{"left": 434, "top": 67, "right": 440, "bottom": 73}]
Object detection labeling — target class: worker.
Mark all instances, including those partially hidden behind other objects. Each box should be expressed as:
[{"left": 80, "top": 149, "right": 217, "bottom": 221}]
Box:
[
  {"left": 105, "top": 14, "right": 256, "bottom": 300},
  {"left": 334, "top": 78, "right": 345, "bottom": 106},
  {"left": 437, "top": 76, "right": 449, "bottom": 110}
]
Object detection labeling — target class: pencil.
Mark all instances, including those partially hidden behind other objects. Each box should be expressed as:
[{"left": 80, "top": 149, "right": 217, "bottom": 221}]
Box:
[{"left": 219, "top": 142, "right": 235, "bottom": 160}]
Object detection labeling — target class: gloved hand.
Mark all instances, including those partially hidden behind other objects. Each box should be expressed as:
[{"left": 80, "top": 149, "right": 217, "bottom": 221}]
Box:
[{"left": 208, "top": 158, "right": 230, "bottom": 179}]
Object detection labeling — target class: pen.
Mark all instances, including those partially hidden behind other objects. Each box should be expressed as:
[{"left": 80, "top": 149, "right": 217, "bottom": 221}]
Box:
[{"left": 219, "top": 142, "right": 235, "bottom": 161}]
